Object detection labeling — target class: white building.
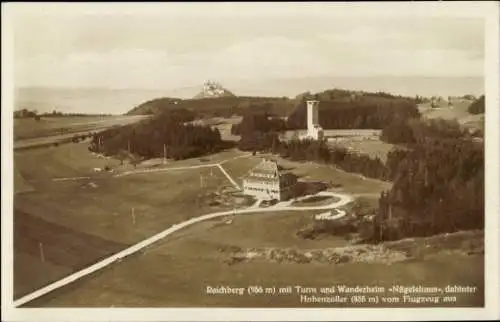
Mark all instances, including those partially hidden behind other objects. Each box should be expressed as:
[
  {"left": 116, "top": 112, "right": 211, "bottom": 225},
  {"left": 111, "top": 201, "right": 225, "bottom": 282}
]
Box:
[
  {"left": 242, "top": 159, "right": 297, "bottom": 201},
  {"left": 300, "top": 100, "right": 324, "bottom": 140}
]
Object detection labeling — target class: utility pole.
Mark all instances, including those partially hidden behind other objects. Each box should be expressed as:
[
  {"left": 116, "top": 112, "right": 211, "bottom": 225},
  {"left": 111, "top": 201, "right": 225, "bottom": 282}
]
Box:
[
  {"left": 379, "top": 220, "right": 383, "bottom": 242},
  {"left": 39, "top": 242, "right": 45, "bottom": 263},
  {"left": 131, "top": 207, "right": 136, "bottom": 225},
  {"left": 163, "top": 144, "right": 167, "bottom": 165}
]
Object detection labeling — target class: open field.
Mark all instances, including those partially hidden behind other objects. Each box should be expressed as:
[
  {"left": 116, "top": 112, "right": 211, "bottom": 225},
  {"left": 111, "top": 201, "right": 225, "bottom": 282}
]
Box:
[
  {"left": 14, "top": 133, "right": 92, "bottom": 151},
  {"left": 14, "top": 143, "right": 245, "bottom": 297},
  {"left": 14, "top": 166, "right": 35, "bottom": 194},
  {"left": 222, "top": 151, "right": 391, "bottom": 195},
  {"left": 14, "top": 190, "right": 352, "bottom": 307},
  {"left": 418, "top": 99, "right": 484, "bottom": 131},
  {"left": 146, "top": 210, "right": 351, "bottom": 260},
  {"left": 284, "top": 129, "right": 381, "bottom": 140},
  {"left": 138, "top": 149, "right": 247, "bottom": 170},
  {"left": 14, "top": 209, "right": 125, "bottom": 298},
  {"left": 15, "top": 163, "right": 231, "bottom": 246},
  {"left": 261, "top": 153, "right": 392, "bottom": 194},
  {"left": 14, "top": 143, "right": 122, "bottom": 184},
  {"left": 326, "top": 140, "right": 398, "bottom": 162},
  {"left": 219, "top": 155, "right": 262, "bottom": 185},
  {"left": 419, "top": 99, "right": 474, "bottom": 121},
  {"left": 283, "top": 129, "right": 398, "bottom": 161},
  {"left": 27, "top": 225, "right": 484, "bottom": 307},
  {"left": 215, "top": 123, "right": 241, "bottom": 142},
  {"left": 187, "top": 116, "right": 242, "bottom": 141},
  {"left": 14, "top": 115, "right": 150, "bottom": 141}
]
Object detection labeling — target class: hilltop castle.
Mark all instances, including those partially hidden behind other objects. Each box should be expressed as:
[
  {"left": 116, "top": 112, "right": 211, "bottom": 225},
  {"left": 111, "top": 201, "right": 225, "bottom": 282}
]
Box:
[{"left": 193, "top": 80, "right": 235, "bottom": 99}]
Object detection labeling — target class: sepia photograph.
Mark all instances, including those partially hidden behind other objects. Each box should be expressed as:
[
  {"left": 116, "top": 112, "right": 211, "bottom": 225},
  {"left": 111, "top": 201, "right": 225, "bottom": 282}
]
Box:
[{"left": 2, "top": 2, "right": 499, "bottom": 321}]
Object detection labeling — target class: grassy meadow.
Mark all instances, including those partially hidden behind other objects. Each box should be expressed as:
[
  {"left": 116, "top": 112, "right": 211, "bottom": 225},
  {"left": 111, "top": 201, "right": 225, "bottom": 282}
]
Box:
[
  {"left": 13, "top": 142, "right": 243, "bottom": 298},
  {"left": 418, "top": 98, "right": 484, "bottom": 131},
  {"left": 27, "top": 220, "right": 484, "bottom": 307},
  {"left": 14, "top": 115, "right": 150, "bottom": 141}
]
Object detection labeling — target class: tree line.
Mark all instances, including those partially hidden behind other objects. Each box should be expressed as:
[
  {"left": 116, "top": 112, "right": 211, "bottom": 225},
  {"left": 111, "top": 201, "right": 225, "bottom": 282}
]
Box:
[
  {"left": 230, "top": 110, "right": 287, "bottom": 135},
  {"left": 286, "top": 91, "right": 420, "bottom": 130},
  {"left": 233, "top": 104, "right": 483, "bottom": 242},
  {"left": 277, "top": 138, "right": 389, "bottom": 181},
  {"left": 373, "top": 138, "right": 483, "bottom": 242},
  {"left": 372, "top": 116, "right": 484, "bottom": 242},
  {"left": 287, "top": 98, "right": 420, "bottom": 130},
  {"left": 380, "top": 117, "right": 469, "bottom": 145},
  {"left": 14, "top": 108, "right": 113, "bottom": 119},
  {"left": 231, "top": 92, "right": 420, "bottom": 139},
  {"left": 89, "top": 108, "right": 233, "bottom": 161}
]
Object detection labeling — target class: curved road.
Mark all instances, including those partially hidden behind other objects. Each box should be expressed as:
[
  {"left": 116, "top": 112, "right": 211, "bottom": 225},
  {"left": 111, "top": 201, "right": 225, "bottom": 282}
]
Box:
[{"left": 14, "top": 157, "right": 353, "bottom": 307}]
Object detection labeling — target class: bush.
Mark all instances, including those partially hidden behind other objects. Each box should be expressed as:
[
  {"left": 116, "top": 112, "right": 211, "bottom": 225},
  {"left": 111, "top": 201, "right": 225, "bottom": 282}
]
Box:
[
  {"left": 358, "top": 220, "right": 375, "bottom": 242},
  {"left": 380, "top": 118, "right": 416, "bottom": 144},
  {"left": 468, "top": 95, "right": 485, "bottom": 114}
]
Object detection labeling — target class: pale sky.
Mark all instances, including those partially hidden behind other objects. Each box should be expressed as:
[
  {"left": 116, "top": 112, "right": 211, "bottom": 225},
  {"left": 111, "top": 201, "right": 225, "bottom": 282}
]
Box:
[{"left": 12, "top": 3, "right": 485, "bottom": 90}]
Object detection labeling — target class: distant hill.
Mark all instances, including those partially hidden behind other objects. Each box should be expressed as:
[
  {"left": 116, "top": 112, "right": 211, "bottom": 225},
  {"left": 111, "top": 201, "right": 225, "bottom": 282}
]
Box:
[
  {"left": 126, "top": 97, "right": 182, "bottom": 115},
  {"left": 127, "top": 87, "right": 483, "bottom": 131},
  {"left": 126, "top": 96, "right": 296, "bottom": 117},
  {"left": 298, "top": 88, "right": 418, "bottom": 102},
  {"left": 193, "top": 80, "right": 236, "bottom": 99},
  {"left": 128, "top": 87, "right": 423, "bottom": 118}
]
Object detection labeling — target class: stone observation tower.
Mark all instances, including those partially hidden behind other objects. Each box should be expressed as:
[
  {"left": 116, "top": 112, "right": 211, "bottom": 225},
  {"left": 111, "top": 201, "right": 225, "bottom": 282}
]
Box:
[{"left": 306, "top": 100, "right": 324, "bottom": 140}]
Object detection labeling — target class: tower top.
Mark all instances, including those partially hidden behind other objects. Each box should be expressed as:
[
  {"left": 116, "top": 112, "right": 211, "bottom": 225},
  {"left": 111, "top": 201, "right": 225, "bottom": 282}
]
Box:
[{"left": 306, "top": 100, "right": 320, "bottom": 107}]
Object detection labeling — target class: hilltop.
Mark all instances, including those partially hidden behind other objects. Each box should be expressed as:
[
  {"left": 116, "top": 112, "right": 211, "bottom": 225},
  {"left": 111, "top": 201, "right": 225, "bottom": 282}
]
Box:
[
  {"left": 125, "top": 86, "right": 483, "bottom": 135},
  {"left": 126, "top": 86, "right": 422, "bottom": 118},
  {"left": 126, "top": 95, "right": 296, "bottom": 117},
  {"left": 193, "top": 80, "right": 236, "bottom": 99},
  {"left": 126, "top": 97, "right": 182, "bottom": 115}
]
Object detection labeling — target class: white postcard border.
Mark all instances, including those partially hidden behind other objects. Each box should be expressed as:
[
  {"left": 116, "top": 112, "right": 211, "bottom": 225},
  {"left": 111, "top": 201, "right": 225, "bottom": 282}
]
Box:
[{"left": 2, "top": 2, "right": 499, "bottom": 321}]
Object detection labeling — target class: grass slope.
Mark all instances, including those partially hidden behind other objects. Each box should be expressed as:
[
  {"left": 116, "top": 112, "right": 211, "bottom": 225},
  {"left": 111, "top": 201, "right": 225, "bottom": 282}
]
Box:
[
  {"left": 27, "top": 227, "right": 484, "bottom": 307},
  {"left": 13, "top": 144, "right": 241, "bottom": 297},
  {"left": 14, "top": 115, "right": 149, "bottom": 141}
]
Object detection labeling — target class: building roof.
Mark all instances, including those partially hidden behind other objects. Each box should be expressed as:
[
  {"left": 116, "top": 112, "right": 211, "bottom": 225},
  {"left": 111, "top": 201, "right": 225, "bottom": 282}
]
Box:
[
  {"left": 247, "top": 158, "right": 279, "bottom": 178},
  {"left": 243, "top": 159, "right": 298, "bottom": 183}
]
